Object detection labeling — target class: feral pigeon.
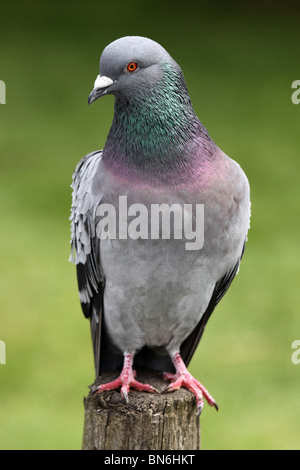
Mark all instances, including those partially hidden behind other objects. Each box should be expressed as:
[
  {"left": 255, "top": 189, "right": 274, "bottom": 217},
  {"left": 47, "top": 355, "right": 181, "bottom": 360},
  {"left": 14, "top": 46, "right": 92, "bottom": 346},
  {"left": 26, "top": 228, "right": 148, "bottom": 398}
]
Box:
[{"left": 70, "top": 36, "right": 251, "bottom": 414}]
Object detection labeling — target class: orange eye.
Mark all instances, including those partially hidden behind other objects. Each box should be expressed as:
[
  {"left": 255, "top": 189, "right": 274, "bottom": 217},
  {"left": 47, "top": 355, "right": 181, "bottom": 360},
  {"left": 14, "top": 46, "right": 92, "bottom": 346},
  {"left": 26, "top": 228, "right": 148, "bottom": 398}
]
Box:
[{"left": 127, "top": 62, "right": 138, "bottom": 72}]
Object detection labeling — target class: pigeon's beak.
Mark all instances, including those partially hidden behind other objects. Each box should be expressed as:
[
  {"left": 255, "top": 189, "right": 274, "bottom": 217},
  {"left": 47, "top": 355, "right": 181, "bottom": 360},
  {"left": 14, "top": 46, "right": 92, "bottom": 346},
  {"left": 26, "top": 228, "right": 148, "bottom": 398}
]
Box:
[{"left": 88, "top": 75, "right": 114, "bottom": 104}]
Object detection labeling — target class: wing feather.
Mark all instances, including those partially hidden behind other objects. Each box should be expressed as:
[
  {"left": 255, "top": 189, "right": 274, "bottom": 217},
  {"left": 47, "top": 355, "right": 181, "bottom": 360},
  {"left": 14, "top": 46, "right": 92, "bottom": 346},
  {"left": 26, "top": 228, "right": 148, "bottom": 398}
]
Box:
[
  {"left": 180, "top": 241, "right": 246, "bottom": 366},
  {"left": 70, "top": 151, "right": 104, "bottom": 376}
]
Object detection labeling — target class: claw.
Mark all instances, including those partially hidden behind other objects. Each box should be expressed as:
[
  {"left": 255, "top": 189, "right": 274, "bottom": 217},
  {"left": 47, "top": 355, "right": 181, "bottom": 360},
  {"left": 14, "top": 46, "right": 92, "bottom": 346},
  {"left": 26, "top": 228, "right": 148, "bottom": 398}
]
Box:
[
  {"left": 122, "top": 389, "right": 129, "bottom": 404},
  {"left": 163, "top": 378, "right": 182, "bottom": 392},
  {"left": 196, "top": 401, "right": 204, "bottom": 416},
  {"left": 149, "top": 386, "right": 160, "bottom": 394},
  {"left": 213, "top": 401, "right": 219, "bottom": 412}
]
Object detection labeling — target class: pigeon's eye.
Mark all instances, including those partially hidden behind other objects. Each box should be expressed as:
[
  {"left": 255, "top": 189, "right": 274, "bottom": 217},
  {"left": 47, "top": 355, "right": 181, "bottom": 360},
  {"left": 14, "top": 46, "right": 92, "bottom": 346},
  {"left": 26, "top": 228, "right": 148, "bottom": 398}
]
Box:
[{"left": 127, "top": 62, "right": 138, "bottom": 72}]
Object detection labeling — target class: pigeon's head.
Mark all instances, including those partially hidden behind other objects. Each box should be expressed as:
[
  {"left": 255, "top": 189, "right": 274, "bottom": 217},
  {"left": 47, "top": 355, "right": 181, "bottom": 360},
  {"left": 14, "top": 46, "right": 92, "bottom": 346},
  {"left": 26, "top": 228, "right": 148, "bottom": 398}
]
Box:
[{"left": 88, "top": 36, "right": 180, "bottom": 104}]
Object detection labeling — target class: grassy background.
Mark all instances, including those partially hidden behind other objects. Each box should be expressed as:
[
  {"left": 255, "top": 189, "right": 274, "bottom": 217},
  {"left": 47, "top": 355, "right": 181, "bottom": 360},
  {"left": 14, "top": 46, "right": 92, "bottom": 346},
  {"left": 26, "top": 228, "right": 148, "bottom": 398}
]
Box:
[{"left": 0, "top": 0, "right": 299, "bottom": 449}]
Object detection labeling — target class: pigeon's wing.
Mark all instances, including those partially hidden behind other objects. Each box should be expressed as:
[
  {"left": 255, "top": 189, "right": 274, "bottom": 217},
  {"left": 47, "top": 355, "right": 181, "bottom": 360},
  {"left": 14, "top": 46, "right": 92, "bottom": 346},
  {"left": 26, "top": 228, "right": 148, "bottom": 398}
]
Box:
[
  {"left": 180, "top": 241, "right": 246, "bottom": 367},
  {"left": 70, "top": 150, "right": 120, "bottom": 377}
]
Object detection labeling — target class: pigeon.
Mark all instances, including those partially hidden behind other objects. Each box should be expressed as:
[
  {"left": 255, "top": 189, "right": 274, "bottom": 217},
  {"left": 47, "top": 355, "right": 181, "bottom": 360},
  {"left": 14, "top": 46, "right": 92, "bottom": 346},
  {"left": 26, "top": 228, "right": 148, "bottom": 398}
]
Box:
[{"left": 70, "top": 36, "right": 251, "bottom": 414}]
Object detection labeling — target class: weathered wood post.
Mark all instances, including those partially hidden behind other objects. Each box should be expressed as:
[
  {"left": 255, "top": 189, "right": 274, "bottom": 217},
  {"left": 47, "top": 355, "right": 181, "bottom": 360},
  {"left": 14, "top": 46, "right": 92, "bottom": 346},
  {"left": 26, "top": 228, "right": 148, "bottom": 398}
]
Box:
[{"left": 82, "top": 369, "right": 200, "bottom": 450}]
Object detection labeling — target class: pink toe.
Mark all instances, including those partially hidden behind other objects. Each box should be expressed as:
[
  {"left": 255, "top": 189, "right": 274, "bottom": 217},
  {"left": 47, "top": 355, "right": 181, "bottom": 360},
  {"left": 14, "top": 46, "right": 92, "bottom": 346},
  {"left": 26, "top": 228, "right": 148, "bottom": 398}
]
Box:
[
  {"left": 163, "top": 372, "right": 177, "bottom": 381},
  {"left": 94, "top": 377, "right": 123, "bottom": 393}
]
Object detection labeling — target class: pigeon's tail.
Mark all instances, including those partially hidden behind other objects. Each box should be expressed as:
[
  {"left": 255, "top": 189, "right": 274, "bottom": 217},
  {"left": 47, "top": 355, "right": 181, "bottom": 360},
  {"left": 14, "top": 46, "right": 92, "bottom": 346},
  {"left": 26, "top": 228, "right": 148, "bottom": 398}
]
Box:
[
  {"left": 134, "top": 347, "right": 175, "bottom": 374},
  {"left": 96, "top": 340, "right": 175, "bottom": 376}
]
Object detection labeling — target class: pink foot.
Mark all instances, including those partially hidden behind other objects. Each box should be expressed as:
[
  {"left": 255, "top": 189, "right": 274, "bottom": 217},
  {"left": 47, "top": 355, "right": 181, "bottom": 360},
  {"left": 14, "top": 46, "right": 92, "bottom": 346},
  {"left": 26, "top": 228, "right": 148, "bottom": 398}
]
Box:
[
  {"left": 163, "top": 352, "right": 218, "bottom": 415},
  {"left": 93, "top": 353, "right": 158, "bottom": 403}
]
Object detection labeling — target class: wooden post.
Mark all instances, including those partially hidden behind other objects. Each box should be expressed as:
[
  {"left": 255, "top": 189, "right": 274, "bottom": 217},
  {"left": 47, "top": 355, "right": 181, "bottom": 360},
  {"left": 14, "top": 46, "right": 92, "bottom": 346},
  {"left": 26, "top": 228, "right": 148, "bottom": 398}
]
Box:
[{"left": 82, "top": 369, "right": 200, "bottom": 450}]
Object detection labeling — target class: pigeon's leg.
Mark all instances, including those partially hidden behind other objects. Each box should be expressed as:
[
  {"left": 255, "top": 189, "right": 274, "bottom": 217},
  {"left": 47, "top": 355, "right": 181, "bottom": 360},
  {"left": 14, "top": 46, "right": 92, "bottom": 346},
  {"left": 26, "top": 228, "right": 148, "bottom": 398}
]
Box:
[
  {"left": 93, "top": 352, "right": 158, "bottom": 403},
  {"left": 163, "top": 351, "right": 218, "bottom": 415}
]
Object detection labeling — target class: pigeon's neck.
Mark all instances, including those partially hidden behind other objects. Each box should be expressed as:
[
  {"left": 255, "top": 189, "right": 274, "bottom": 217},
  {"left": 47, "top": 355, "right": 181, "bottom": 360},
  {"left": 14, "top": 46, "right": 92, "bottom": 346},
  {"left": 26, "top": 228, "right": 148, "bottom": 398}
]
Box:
[{"left": 102, "top": 64, "right": 216, "bottom": 185}]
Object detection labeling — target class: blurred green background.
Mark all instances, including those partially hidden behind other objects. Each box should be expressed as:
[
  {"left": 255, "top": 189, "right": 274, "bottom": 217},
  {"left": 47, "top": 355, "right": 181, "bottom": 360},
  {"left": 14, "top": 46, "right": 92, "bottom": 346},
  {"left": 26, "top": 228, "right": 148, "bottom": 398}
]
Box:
[{"left": 0, "top": 0, "right": 299, "bottom": 450}]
